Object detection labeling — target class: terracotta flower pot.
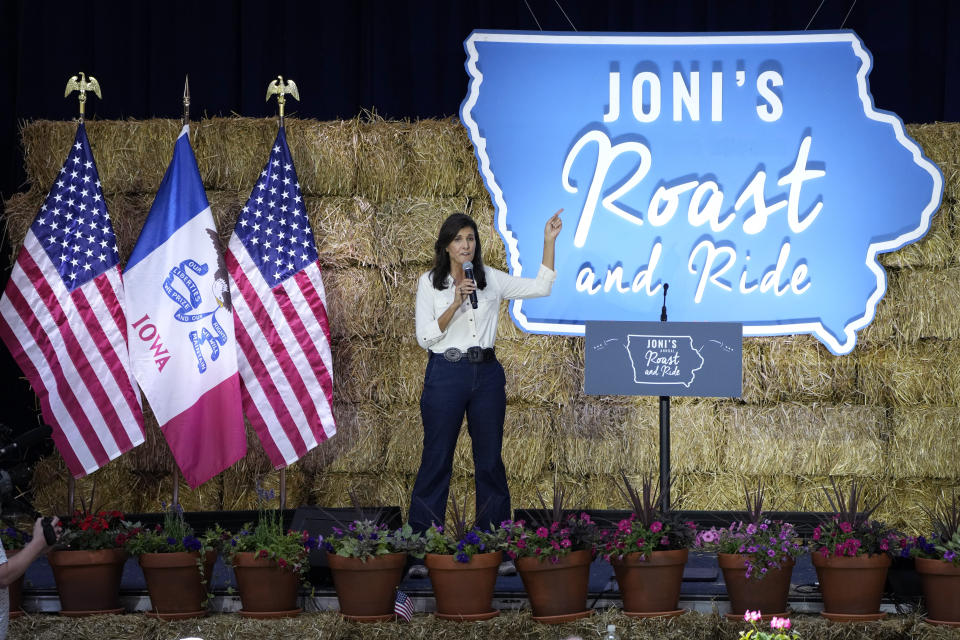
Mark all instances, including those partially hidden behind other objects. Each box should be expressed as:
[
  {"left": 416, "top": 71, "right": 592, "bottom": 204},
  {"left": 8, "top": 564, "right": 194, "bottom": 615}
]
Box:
[
  {"left": 327, "top": 551, "right": 406, "bottom": 622},
  {"left": 811, "top": 551, "right": 890, "bottom": 620},
  {"left": 612, "top": 548, "right": 688, "bottom": 617},
  {"left": 425, "top": 551, "right": 502, "bottom": 620},
  {"left": 138, "top": 550, "right": 217, "bottom": 619},
  {"left": 231, "top": 551, "right": 301, "bottom": 618},
  {"left": 718, "top": 553, "right": 795, "bottom": 617},
  {"left": 48, "top": 547, "right": 128, "bottom": 615},
  {"left": 516, "top": 549, "right": 592, "bottom": 623},
  {"left": 915, "top": 557, "right": 960, "bottom": 625},
  {"left": 7, "top": 549, "right": 24, "bottom": 619}
]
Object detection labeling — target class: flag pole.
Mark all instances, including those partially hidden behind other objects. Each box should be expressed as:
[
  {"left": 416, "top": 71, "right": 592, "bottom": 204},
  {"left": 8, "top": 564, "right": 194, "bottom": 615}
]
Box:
[
  {"left": 67, "top": 475, "right": 75, "bottom": 513},
  {"left": 265, "top": 75, "right": 299, "bottom": 511},
  {"left": 63, "top": 73, "right": 102, "bottom": 514},
  {"left": 169, "top": 75, "right": 192, "bottom": 510}
]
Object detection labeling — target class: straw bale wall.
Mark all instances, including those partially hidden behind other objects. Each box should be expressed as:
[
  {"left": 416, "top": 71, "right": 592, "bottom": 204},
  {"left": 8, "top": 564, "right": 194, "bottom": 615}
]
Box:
[{"left": 7, "top": 116, "right": 960, "bottom": 532}]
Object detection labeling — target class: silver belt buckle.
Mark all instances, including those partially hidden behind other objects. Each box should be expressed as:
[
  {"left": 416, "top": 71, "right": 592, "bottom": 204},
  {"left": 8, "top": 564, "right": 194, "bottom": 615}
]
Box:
[{"left": 443, "top": 347, "right": 463, "bottom": 362}]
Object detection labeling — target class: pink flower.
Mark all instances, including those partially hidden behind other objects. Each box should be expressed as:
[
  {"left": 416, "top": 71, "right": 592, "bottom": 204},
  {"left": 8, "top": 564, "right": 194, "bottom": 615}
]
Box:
[
  {"left": 770, "top": 616, "right": 792, "bottom": 630},
  {"left": 812, "top": 526, "right": 821, "bottom": 541},
  {"left": 650, "top": 521, "right": 663, "bottom": 533},
  {"left": 536, "top": 527, "right": 549, "bottom": 537},
  {"left": 699, "top": 529, "right": 718, "bottom": 544},
  {"left": 561, "top": 539, "right": 571, "bottom": 548},
  {"left": 839, "top": 521, "right": 853, "bottom": 533}
]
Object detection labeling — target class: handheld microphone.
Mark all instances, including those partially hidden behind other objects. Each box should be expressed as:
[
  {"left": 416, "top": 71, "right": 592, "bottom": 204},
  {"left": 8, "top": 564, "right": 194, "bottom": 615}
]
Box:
[
  {"left": 0, "top": 425, "right": 52, "bottom": 458},
  {"left": 463, "top": 261, "right": 479, "bottom": 309}
]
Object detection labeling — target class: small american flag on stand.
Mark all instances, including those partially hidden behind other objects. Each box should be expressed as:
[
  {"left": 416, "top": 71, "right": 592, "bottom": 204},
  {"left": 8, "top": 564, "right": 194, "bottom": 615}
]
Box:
[
  {"left": 0, "top": 123, "right": 145, "bottom": 477},
  {"left": 226, "top": 126, "right": 336, "bottom": 468},
  {"left": 394, "top": 589, "right": 414, "bottom": 622}
]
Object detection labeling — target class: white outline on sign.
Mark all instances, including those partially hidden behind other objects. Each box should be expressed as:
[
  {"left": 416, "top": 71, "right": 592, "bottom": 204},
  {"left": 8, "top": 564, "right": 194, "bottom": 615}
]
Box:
[
  {"left": 460, "top": 30, "right": 944, "bottom": 356},
  {"left": 624, "top": 334, "right": 704, "bottom": 388}
]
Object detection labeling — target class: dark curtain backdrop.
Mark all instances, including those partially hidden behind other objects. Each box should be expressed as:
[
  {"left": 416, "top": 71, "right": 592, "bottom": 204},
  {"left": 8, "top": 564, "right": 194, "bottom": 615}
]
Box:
[{"left": 1, "top": 0, "right": 959, "bottom": 437}]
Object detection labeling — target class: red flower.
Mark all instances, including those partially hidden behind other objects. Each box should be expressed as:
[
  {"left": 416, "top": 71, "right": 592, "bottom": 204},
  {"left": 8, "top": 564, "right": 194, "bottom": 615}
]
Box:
[
  {"left": 258, "top": 549, "right": 269, "bottom": 558},
  {"left": 278, "top": 558, "right": 288, "bottom": 568}
]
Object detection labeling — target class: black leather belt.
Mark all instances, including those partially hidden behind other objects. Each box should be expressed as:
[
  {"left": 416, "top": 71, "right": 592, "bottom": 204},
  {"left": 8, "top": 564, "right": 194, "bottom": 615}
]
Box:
[{"left": 436, "top": 347, "right": 496, "bottom": 363}]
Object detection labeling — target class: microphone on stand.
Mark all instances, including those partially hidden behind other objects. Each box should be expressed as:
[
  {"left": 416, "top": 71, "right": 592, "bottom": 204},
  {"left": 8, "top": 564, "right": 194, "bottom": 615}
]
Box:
[
  {"left": 463, "top": 261, "right": 479, "bottom": 309},
  {"left": 660, "top": 283, "right": 669, "bottom": 322}
]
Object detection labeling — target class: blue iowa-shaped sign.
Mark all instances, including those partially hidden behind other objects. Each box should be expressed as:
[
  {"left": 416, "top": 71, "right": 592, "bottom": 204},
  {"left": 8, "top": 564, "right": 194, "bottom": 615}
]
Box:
[{"left": 460, "top": 31, "right": 942, "bottom": 355}]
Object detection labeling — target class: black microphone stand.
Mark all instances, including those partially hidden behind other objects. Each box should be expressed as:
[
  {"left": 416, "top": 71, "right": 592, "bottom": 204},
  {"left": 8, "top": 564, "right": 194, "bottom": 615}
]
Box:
[{"left": 658, "top": 284, "right": 671, "bottom": 512}]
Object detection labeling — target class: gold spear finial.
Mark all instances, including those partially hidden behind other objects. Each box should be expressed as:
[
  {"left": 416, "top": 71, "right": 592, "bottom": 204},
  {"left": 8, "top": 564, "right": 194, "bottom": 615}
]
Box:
[
  {"left": 266, "top": 76, "right": 300, "bottom": 127},
  {"left": 182, "top": 75, "right": 191, "bottom": 127},
  {"left": 64, "top": 72, "right": 102, "bottom": 123}
]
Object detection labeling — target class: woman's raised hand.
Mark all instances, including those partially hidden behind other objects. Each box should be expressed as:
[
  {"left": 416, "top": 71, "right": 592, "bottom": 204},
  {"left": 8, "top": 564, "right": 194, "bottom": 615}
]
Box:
[{"left": 544, "top": 209, "right": 563, "bottom": 242}]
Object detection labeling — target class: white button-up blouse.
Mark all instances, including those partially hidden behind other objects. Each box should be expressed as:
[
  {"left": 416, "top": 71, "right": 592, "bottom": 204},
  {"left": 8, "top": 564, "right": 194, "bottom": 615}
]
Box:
[{"left": 415, "top": 264, "right": 556, "bottom": 352}]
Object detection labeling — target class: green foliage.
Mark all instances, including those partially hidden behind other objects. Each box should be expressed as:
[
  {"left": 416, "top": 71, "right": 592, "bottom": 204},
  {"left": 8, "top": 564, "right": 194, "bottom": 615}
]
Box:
[
  {"left": 221, "top": 487, "right": 318, "bottom": 578},
  {"left": 324, "top": 520, "right": 423, "bottom": 561}
]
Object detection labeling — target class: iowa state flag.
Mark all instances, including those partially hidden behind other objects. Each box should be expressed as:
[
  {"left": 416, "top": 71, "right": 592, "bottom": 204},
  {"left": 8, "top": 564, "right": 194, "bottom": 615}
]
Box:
[{"left": 124, "top": 125, "right": 246, "bottom": 487}]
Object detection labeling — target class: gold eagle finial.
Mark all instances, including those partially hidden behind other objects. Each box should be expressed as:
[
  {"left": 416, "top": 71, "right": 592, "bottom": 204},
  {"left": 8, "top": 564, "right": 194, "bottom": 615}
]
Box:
[
  {"left": 64, "top": 72, "right": 102, "bottom": 122},
  {"left": 266, "top": 76, "right": 300, "bottom": 126}
]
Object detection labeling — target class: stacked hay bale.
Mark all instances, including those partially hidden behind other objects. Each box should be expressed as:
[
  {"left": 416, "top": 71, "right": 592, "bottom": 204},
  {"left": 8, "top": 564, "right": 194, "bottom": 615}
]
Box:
[{"left": 7, "top": 117, "right": 960, "bottom": 532}]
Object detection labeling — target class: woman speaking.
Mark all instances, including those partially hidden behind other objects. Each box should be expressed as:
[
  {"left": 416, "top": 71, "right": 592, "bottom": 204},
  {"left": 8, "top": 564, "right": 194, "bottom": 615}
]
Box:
[{"left": 409, "top": 210, "right": 563, "bottom": 550}]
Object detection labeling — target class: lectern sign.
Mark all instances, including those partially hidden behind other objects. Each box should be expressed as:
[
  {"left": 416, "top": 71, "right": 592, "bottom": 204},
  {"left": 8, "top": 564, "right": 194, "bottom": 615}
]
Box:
[
  {"left": 585, "top": 321, "right": 742, "bottom": 397},
  {"left": 461, "top": 31, "right": 943, "bottom": 355}
]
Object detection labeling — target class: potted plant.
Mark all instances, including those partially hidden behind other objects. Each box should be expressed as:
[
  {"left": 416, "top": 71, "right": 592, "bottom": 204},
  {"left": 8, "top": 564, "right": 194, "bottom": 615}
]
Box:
[
  {"left": 324, "top": 509, "right": 423, "bottom": 622},
  {"left": 503, "top": 483, "right": 600, "bottom": 623},
  {"left": 695, "top": 482, "right": 804, "bottom": 619},
  {"left": 1, "top": 523, "right": 32, "bottom": 619},
  {"left": 222, "top": 487, "right": 319, "bottom": 619},
  {"left": 908, "top": 491, "right": 960, "bottom": 626},
  {"left": 809, "top": 478, "right": 900, "bottom": 621},
  {"left": 422, "top": 495, "right": 506, "bottom": 621},
  {"left": 125, "top": 503, "right": 220, "bottom": 620},
  {"left": 599, "top": 473, "right": 697, "bottom": 619},
  {"left": 49, "top": 501, "right": 135, "bottom": 616}
]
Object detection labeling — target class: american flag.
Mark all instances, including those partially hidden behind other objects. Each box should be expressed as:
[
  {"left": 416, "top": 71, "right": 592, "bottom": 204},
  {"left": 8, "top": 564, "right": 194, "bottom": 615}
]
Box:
[
  {"left": 226, "top": 126, "right": 336, "bottom": 468},
  {"left": 394, "top": 589, "right": 414, "bottom": 622},
  {"left": 0, "top": 123, "right": 144, "bottom": 477}
]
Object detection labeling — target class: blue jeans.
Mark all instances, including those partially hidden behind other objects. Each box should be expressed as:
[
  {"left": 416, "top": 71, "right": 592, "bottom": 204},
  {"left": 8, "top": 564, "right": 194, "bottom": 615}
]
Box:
[{"left": 408, "top": 352, "right": 509, "bottom": 533}]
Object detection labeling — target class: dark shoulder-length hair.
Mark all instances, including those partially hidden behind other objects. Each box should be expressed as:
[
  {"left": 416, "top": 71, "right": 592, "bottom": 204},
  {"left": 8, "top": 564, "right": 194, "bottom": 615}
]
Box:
[{"left": 429, "top": 212, "right": 488, "bottom": 291}]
